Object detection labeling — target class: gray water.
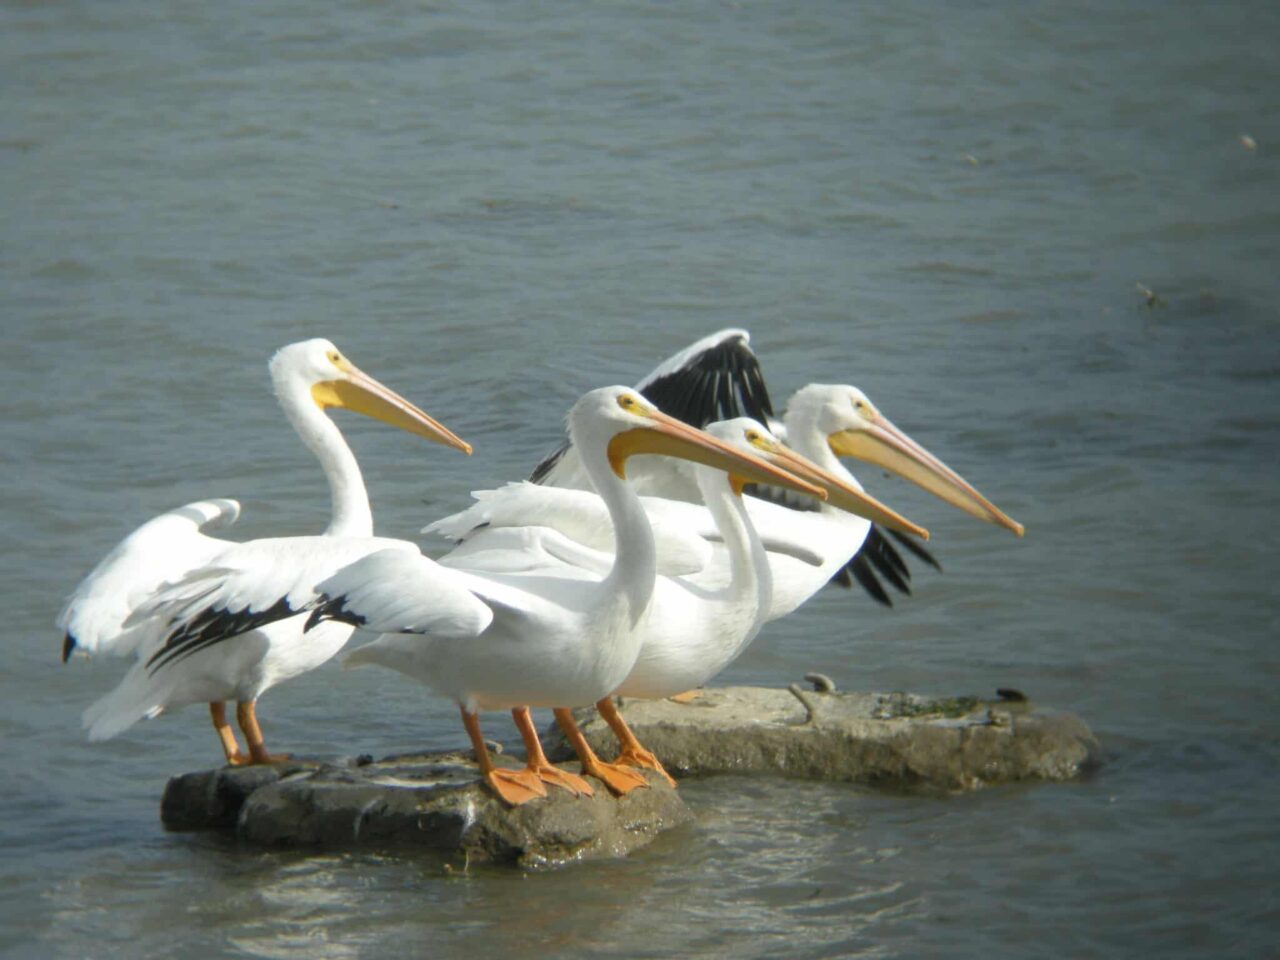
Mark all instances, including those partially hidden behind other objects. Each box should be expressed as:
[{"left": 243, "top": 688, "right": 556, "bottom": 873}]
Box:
[{"left": 3, "top": 1, "right": 1278, "bottom": 957}]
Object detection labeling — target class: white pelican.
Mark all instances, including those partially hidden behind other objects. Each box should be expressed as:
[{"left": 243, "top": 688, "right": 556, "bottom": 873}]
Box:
[
  {"left": 585, "top": 416, "right": 929, "bottom": 784},
  {"left": 525, "top": 328, "right": 1023, "bottom": 619},
  {"left": 422, "top": 334, "right": 1022, "bottom": 785},
  {"left": 322, "top": 386, "right": 831, "bottom": 805},
  {"left": 636, "top": 380, "right": 1022, "bottom": 621},
  {"left": 430, "top": 414, "right": 929, "bottom": 785},
  {"left": 61, "top": 338, "right": 474, "bottom": 765},
  {"left": 434, "top": 380, "right": 1021, "bottom": 627},
  {"left": 528, "top": 328, "right": 932, "bottom": 602}
]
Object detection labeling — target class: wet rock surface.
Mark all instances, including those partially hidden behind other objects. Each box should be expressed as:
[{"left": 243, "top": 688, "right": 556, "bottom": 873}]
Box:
[
  {"left": 161, "top": 686, "right": 1098, "bottom": 865},
  {"left": 546, "top": 686, "right": 1100, "bottom": 792},
  {"left": 162, "top": 751, "right": 689, "bottom": 867}
]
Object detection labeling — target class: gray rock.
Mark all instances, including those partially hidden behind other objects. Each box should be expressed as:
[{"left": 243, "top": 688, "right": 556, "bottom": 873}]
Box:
[
  {"left": 161, "top": 751, "right": 690, "bottom": 868},
  {"left": 161, "top": 761, "right": 313, "bottom": 830},
  {"left": 160, "top": 686, "right": 1098, "bottom": 866},
  {"left": 545, "top": 686, "right": 1100, "bottom": 792}
]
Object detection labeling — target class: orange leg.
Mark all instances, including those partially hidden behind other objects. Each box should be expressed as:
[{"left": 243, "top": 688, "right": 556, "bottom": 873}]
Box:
[
  {"left": 460, "top": 706, "right": 546, "bottom": 806},
  {"left": 511, "top": 707, "right": 594, "bottom": 797},
  {"left": 553, "top": 708, "right": 649, "bottom": 797},
  {"left": 235, "top": 700, "right": 291, "bottom": 765},
  {"left": 210, "top": 701, "right": 250, "bottom": 766},
  {"left": 596, "top": 698, "right": 677, "bottom": 787}
]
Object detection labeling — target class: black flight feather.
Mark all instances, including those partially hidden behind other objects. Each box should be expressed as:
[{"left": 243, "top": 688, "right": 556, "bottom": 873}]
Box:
[
  {"left": 146, "top": 595, "right": 299, "bottom": 675},
  {"left": 530, "top": 329, "right": 937, "bottom": 607}
]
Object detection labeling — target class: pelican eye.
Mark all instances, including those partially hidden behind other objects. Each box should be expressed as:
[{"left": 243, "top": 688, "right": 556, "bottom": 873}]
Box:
[
  {"left": 327, "top": 350, "right": 344, "bottom": 366},
  {"left": 745, "top": 430, "right": 762, "bottom": 444},
  {"left": 617, "top": 394, "right": 637, "bottom": 410}
]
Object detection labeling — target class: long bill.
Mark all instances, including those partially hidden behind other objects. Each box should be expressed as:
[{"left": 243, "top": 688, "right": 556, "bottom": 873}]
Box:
[
  {"left": 608, "top": 410, "right": 828, "bottom": 503},
  {"left": 829, "top": 414, "right": 1023, "bottom": 537},
  {"left": 753, "top": 440, "right": 930, "bottom": 540},
  {"left": 311, "top": 365, "right": 473, "bottom": 454}
]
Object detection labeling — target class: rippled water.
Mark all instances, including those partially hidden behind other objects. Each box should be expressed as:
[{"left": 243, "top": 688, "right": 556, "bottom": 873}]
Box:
[{"left": 4, "top": 1, "right": 1279, "bottom": 957}]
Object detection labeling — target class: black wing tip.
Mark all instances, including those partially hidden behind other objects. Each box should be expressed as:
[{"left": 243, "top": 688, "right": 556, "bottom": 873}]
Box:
[
  {"left": 61, "top": 632, "right": 77, "bottom": 663},
  {"left": 146, "top": 596, "right": 299, "bottom": 675},
  {"left": 640, "top": 333, "right": 774, "bottom": 428},
  {"left": 835, "top": 525, "right": 947, "bottom": 608},
  {"left": 887, "top": 529, "right": 942, "bottom": 571},
  {"left": 840, "top": 555, "right": 894, "bottom": 607},
  {"left": 531, "top": 330, "right": 772, "bottom": 484},
  {"left": 529, "top": 441, "right": 570, "bottom": 485},
  {"left": 306, "top": 595, "right": 366, "bottom": 632}
]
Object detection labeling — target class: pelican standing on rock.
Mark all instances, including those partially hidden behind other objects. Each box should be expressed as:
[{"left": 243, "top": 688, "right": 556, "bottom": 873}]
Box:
[
  {"left": 581, "top": 416, "right": 931, "bottom": 784},
  {"left": 317, "top": 386, "right": 829, "bottom": 805},
  {"left": 424, "top": 332, "right": 1024, "bottom": 784},
  {"left": 60, "top": 338, "right": 474, "bottom": 765},
  {"left": 428, "top": 413, "right": 929, "bottom": 785}
]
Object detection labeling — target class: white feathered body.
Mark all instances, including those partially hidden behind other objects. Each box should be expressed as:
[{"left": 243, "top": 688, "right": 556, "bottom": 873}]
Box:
[
  {"left": 67, "top": 337, "right": 487, "bottom": 747},
  {"left": 422, "top": 420, "right": 818, "bottom": 701},
  {"left": 57, "top": 499, "right": 242, "bottom": 659},
  {"left": 79, "top": 535, "right": 420, "bottom": 741},
  {"left": 344, "top": 387, "right": 682, "bottom": 715},
  {"left": 345, "top": 535, "right": 650, "bottom": 714},
  {"left": 426, "top": 481, "right": 865, "bottom": 624}
]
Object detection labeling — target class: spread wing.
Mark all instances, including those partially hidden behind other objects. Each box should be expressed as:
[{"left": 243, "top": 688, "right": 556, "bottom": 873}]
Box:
[
  {"left": 631, "top": 327, "right": 776, "bottom": 432},
  {"left": 425, "top": 481, "right": 712, "bottom": 576},
  {"left": 128, "top": 535, "right": 418, "bottom": 674},
  {"left": 530, "top": 328, "right": 938, "bottom": 606},
  {"left": 529, "top": 329, "right": 775, "bottom": 486},
  {"left": 306, "top": 548, "right": 495, "bottom": 640},
  {"left": 828, "top": 526, "right": 942, "bottom": 606},
  {"left": 744, "top": 482, "right": 938, "bottom": 606},
  {"left": 57, "top": 498, "right": 242, "bottom": 661}
]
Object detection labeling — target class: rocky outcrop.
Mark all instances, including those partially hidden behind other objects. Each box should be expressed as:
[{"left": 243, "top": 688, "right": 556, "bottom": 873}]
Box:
[
  {"left": 546, "top": 685, "right": 1099, "bottom": 792},
  {"left": 160, "top": 686, "right": 1098, "bottom": 865},
  {"left": 162, "top": 751, "right": 689, "bottom": 868}
]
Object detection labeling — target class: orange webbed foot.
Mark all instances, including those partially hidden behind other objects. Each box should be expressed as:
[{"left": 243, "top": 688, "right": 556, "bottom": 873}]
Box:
[
  {"left": 246, "top": 748, "right": 293, "bottom": 765},
  {"left": 667, "top": 689, "right": 702, "bottom": 704},
  {"left": 616, "top": 747, "right": 678, "bottom": 788},
  {"left": 223, "top": 751, "right": 253, "bottom": 767},
  {"left": 582, "top": 759, "right": 650, "bottom": 796},
  {"left": 485, "top": 767, "right": 548, "bottom": 806},
  {"left": 533, "top": 764, "right": 595, "bottom": 798}
]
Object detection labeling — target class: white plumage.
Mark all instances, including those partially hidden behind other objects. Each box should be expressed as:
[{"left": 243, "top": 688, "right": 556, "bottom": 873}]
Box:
[
  {"left": 57, "top": 498, "right": 241, "bottom": 661},
  {"left": 425, "top": 332, "right": 1025, "bottom": 785},
  {"left": 525, "top": 331, "right": 1023, "bottom": 622},
  {"left": 63, "top": 338, "right": 474, "bottom": 764},
  {"left": 329, "top": 386, "right": 826, "bottom": 803}
]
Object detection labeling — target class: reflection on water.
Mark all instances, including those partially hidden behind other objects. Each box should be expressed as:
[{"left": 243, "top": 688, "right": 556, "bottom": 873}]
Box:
[{"left": 43, "top": 757, "right": 1276, "bottom": 960}]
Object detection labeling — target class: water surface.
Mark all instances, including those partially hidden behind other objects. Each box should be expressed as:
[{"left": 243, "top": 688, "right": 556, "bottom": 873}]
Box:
[{"left": 3, "top": 2, "right": 1278, "bottom": 957}]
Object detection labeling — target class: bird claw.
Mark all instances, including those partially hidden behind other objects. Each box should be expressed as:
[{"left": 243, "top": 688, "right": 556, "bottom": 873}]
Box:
[
  {"left": 616, "top": 747, "right": 677, "bottom": 788},
  {"left": 247, "top": 748, "right": 293, "bottom": 765},
  {"left": 533, "top": 764, "right": 595, "bottom": 798},
  {"left": 485, "top": 767, "right": 548, "bottom": 806},
  {"left": 583, "top": 760, "right": 650, "bottom": 796}
]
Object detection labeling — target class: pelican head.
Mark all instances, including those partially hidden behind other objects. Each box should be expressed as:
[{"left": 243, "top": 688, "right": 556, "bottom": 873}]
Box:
[
  {"left": 570, "top": 387, "right": 826, "bottom": 500},
  {"left": 787, "top": 384, "right": 1023, "bottom": 537},
  {"left": 270, "top": 338, "right": 471, "bottom": 454},
  {"left": 707, "top": 417, "right": 929, "bottom": 539}
]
